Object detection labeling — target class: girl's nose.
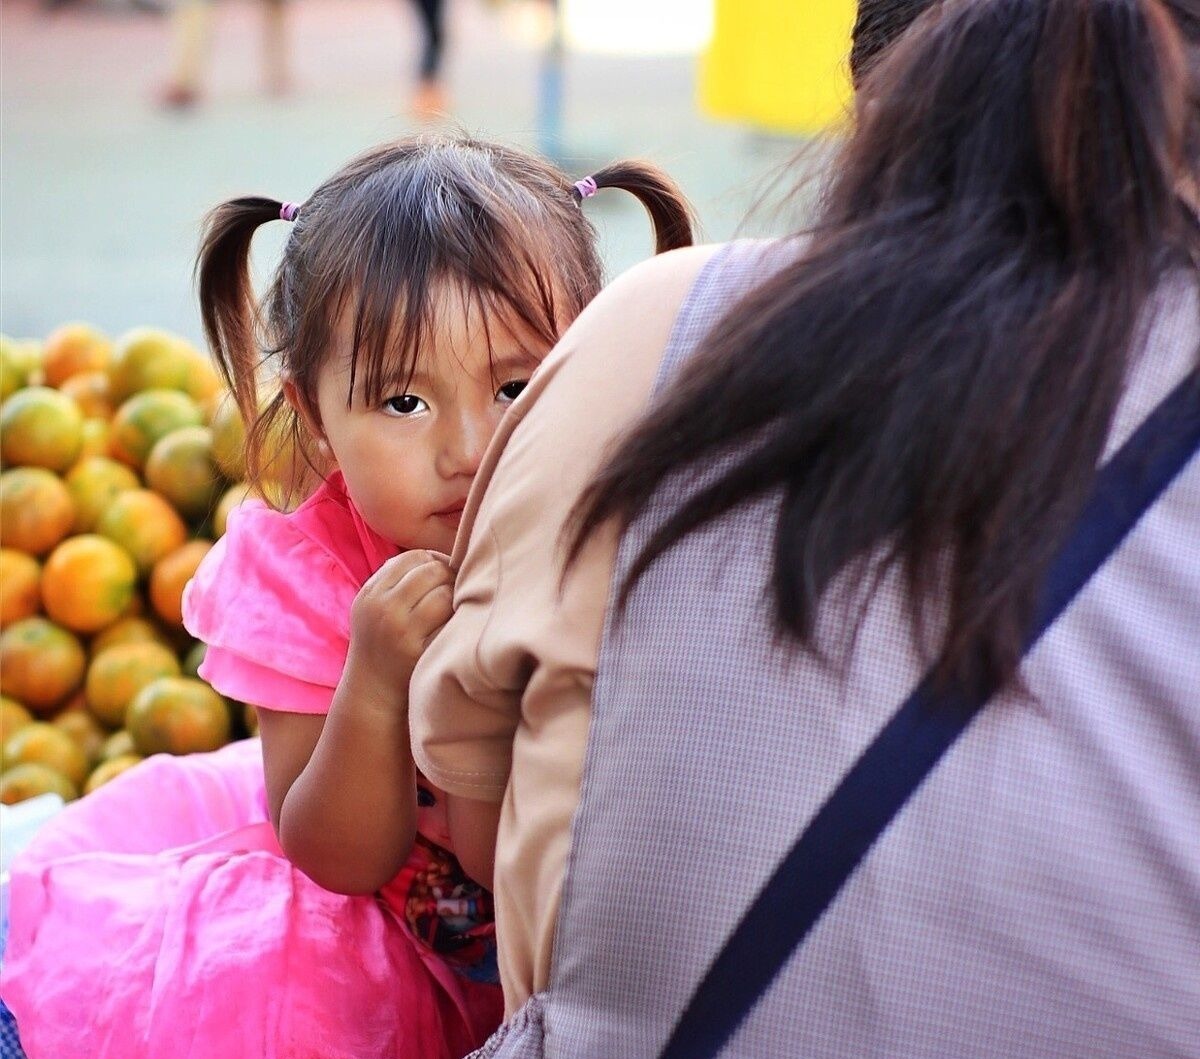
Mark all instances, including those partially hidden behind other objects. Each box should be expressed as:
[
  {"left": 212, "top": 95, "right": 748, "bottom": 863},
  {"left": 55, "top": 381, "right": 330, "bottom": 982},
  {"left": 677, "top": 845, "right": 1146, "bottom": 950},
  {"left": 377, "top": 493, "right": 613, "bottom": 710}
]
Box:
[{"left": 436, "top": 410, "right": 489, "bottom": 479}]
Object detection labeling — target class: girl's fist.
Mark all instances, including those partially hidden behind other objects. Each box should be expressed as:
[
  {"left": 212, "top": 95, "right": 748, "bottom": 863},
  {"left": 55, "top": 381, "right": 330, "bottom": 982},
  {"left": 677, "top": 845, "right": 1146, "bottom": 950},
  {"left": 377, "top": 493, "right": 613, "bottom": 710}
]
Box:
[{"left": 349, "top": 550, "right": 453, "bottom": 685}]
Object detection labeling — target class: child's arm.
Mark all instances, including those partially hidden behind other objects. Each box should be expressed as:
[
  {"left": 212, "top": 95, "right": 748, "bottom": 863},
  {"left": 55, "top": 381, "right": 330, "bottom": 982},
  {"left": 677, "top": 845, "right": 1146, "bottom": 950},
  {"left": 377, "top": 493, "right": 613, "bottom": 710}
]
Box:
[{"left": 258, "top": 550, "right": 452, "bottom": 895}]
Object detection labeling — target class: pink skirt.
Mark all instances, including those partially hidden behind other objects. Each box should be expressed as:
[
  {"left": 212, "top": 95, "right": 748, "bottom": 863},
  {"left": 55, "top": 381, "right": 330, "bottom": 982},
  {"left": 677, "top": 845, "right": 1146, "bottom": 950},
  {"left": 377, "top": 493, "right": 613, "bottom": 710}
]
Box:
[{"left": 0, "top": 739, "right": 502, "bottom": 1059}]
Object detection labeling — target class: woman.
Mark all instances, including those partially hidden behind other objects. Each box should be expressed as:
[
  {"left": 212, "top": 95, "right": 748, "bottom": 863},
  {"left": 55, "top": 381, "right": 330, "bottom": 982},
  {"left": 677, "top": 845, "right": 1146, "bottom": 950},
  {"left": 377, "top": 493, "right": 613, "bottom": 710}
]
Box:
[{"left": 411, "top": 0, "right": 1200, "bottom": 1055}]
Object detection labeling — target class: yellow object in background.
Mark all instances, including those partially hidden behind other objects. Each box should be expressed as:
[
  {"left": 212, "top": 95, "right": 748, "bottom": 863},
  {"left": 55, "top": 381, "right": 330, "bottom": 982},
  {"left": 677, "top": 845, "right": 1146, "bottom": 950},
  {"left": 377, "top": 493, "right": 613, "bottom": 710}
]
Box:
[{"left": 701, "top": 0, "right": 857, "bottom": 134}]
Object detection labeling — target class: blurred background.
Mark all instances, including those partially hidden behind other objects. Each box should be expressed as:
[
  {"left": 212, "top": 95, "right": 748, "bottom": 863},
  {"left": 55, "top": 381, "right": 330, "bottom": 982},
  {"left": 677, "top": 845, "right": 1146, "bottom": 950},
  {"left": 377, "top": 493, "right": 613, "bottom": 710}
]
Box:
[{"left": 1, "top": 0, "right": 857, "bottom": 344}]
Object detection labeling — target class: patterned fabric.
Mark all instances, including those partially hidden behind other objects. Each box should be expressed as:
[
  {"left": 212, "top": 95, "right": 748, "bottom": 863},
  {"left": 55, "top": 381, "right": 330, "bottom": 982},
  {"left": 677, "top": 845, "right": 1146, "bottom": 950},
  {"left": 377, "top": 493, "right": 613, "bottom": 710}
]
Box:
[
  {"left": 467, "top": 995, "right": 546, "bottom": 1059},
  {"left": 388, "top": 834, "right": 498, "bottom": 982},
  {"left": 475, "top": 242, "right": 1200, "bottom": 1057},
  {"left": 0, "top": 1001, "right": 26, "bottom": 1059}
]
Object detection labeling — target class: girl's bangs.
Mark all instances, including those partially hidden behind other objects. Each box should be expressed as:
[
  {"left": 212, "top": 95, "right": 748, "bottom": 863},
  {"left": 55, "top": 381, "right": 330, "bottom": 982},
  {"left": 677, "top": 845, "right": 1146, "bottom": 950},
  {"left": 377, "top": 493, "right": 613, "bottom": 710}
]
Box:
[{"left": 337, "top": 220, "right": 566, "bottom": 407}]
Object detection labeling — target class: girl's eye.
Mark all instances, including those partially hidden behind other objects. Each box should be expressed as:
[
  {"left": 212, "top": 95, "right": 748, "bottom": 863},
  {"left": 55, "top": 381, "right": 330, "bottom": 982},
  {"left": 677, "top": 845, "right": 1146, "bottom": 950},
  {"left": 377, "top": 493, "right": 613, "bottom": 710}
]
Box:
[
  {"left": 383, "top": 395, "right": 427, "bottom": 416},
  {"left": 497, "top": 379, "right": 529, "bottom": 403}
]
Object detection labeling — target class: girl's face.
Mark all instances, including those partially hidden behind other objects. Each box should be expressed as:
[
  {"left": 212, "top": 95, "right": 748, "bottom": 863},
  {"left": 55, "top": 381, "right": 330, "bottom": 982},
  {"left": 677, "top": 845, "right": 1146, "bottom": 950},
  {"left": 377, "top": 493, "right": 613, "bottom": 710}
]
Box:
[{"left": 300, "top": 285, "right": 546, "bottom": 553}]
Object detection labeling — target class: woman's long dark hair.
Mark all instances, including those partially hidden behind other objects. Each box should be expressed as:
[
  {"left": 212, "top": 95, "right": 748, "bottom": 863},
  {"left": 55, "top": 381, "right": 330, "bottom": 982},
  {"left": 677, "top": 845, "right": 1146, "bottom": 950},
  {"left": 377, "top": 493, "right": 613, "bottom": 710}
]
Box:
[{"left": 572, "top": 0, "right": 1200, "bottom": 692}]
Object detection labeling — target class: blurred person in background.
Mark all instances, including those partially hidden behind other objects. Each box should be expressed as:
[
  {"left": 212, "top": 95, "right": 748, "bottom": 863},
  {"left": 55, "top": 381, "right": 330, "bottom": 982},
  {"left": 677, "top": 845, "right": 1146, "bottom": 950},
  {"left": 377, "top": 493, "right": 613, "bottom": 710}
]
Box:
[
  {"left": 409, "top": 0, "right": 1200, "bottom": 1055},
  {"left": 407, "top": 0, "right": 449, "bottom": 118},
  {"left": 157, "top": 0, "right": 450, "bottom": 116},
  {"left": 159, "top": 0, "right": 289, "bottom": 108}
]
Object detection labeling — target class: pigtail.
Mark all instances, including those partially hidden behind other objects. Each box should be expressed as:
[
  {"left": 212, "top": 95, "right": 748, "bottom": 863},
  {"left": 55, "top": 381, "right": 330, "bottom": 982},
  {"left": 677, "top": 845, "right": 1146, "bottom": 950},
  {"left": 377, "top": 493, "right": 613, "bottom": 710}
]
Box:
[
  {"left": 576, "top": 161, "right": 696, "bottom": 253},
  {"left": 195, "top": 197, "right": 290, "bottom": 425}
]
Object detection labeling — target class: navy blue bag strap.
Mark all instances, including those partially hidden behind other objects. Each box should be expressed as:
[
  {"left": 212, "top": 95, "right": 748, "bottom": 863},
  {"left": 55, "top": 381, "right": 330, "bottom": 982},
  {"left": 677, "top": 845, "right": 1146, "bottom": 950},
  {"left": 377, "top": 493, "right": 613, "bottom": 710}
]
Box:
[{"left": 661, "top": 374, "right": 1200, "bottom": 1059}]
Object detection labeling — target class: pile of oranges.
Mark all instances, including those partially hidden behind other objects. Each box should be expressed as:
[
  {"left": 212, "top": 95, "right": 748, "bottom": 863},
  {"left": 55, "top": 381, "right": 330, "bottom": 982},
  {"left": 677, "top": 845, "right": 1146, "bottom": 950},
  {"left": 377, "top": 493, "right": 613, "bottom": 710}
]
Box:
[{"left": 0, "top": 323, "right": 262, "bottom": 805}]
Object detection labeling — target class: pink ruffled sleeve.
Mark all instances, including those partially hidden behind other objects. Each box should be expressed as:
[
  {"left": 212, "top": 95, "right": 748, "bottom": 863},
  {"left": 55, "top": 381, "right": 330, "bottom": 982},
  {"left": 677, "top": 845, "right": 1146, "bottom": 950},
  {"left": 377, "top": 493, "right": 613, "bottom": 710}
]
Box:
[{"left": 182, "top": 500, "right": 361, "bottom": 715}]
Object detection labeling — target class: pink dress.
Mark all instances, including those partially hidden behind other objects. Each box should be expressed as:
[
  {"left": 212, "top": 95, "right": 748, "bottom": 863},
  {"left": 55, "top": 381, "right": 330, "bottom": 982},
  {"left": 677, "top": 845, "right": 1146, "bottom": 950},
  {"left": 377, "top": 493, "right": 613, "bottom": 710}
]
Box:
[{"left": 0, "top": 473, "right": 503, "bottom": 1059}]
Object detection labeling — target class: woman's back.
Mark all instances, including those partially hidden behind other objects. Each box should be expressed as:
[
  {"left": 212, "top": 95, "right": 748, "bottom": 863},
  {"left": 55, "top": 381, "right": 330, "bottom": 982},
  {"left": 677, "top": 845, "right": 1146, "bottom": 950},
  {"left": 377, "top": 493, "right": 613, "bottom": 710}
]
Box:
[{"left": 541, "top": 243, "right": 1200, "bottom": 1058}]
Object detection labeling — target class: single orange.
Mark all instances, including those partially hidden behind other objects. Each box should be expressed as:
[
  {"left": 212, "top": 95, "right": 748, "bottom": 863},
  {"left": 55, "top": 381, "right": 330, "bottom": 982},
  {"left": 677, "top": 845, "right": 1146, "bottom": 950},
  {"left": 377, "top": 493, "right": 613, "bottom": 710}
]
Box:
[
  {"left": 0, "top": 762, "right": 78, "bottom": 805},
  {"left": 90, "top": 614, "right": 171, "bottom": 657},
  {"left": 109, "top": 389, "right": 203, "bottom": 470},
  {"left": 108, "top": 328, "right": 197, "bottom": 402},
  {"left": 85, "top": 641, "right": 181, "bottom": 728},
  {"left": 0, "top": 549, "right": 41, "bottom": 627},
  {"left": 83, "top": 753, "right": 144, "bottom": 795},
  {"left": 41, "top": 535, "right": 138, "bottom": 633},
  {"left": 0, "top": 467, "right": 75, "bottom": 556},
  {"left": 149, "top": 539, "right": 213, "bottom": 627},
  {"left": 0, "top": 616, "right": 87, "bottom": 713},
  {"left": 65, "top": 455, "right": 140, "bottom": 533},
  {"left": 0, "top": 385, "right": 84, "bottom": 472},
  {"left": 3, "top": 721, "right": 89, "bottom": 788},
  {"left": 42, "top": 323, "right": 112, "bottom": 388},
  {"left": 96, "top": 488, "right": 188, "bottom": 575},
  {"left": 144, "top": 426, "right": 222, "bottom": 522},
  {"left": 59, "top": 369, "right": 115, "bottom": 420},
  {"left": 126, "top": 676, "right": 231, "bottom": 756}
]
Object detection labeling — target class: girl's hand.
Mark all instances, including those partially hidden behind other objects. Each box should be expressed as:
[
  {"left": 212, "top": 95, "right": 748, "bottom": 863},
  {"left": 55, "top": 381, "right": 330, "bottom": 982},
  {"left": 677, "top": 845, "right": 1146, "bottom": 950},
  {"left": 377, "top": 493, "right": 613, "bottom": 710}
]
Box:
[{"left": 348, "top": 550, "right": 454, "bottom": 691}]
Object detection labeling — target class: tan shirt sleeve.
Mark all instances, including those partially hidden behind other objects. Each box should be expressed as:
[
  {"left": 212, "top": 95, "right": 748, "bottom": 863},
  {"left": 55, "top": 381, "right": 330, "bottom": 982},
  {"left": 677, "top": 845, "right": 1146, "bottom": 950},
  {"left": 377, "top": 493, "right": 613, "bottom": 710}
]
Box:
[{"left": 409, "top": 245, "right": 722, "bottom": 801}]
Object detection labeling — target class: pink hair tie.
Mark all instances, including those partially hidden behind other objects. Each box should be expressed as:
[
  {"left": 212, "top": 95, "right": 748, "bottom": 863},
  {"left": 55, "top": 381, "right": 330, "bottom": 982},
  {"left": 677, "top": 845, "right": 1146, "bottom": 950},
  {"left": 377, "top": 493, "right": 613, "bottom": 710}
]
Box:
[
  {"left": 280, "top": 201, "right": 302, "bottom": 222},
  {"left": 573, "top": 176, "right": 599, "bottom": 200}
]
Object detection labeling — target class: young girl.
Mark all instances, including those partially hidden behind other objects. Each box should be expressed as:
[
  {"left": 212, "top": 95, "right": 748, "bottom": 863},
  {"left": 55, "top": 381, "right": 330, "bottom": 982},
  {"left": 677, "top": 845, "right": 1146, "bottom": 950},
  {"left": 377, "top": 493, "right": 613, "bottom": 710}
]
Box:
[{"left": 0, "top": 134, "right": 692, "bottom": 1059}]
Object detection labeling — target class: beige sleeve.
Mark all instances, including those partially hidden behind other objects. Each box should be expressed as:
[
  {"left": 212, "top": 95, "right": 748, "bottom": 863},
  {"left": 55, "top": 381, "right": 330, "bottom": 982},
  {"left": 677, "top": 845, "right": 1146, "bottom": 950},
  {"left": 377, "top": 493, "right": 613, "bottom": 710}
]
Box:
[{"left": 409, "top": 245, "right": 722, "bottom": 800}]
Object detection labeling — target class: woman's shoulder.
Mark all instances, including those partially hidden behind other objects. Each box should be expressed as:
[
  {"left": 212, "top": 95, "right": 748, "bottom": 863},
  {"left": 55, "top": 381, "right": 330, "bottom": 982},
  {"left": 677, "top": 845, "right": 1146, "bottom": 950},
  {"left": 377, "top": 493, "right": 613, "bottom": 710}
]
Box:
[
  {"left": 529, "top": 240, "right": 793, "bottom": 397},
  {"left": 592, "top": 243, "right": 727, "bottom": 312},
  {"left": 566, "top": 240, "right": 798, "bottom": 351}
]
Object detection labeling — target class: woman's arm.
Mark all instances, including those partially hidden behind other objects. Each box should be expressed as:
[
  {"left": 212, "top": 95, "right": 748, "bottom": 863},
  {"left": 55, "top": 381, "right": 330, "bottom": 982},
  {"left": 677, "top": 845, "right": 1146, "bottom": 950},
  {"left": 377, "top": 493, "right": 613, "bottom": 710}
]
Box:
[{"left": 259, "top": 550, "right": 453, "bottom": 895}]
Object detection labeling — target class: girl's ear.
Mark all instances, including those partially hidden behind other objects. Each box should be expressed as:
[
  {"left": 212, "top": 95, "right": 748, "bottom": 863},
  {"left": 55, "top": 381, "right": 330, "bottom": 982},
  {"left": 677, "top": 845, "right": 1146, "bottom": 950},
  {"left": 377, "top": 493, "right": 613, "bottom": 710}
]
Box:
[{"left": 282, "top": 374, "right": 335, "bottom": 464}]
